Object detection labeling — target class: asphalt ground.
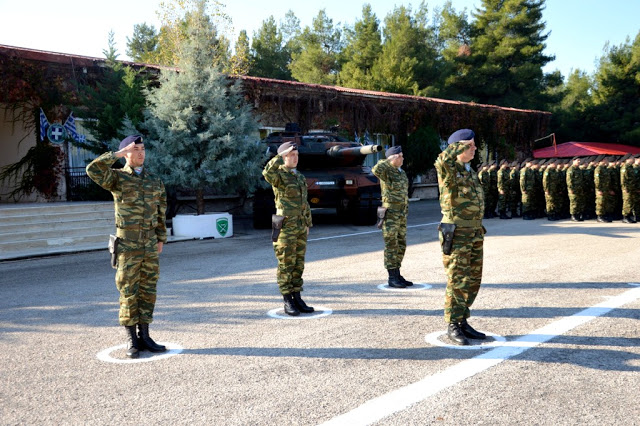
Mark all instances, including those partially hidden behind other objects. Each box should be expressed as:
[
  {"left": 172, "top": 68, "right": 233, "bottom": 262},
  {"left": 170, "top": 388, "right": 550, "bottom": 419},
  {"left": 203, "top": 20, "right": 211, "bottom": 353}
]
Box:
[{"left": 1, "top": 200, "right": 639, "bottom": 425}]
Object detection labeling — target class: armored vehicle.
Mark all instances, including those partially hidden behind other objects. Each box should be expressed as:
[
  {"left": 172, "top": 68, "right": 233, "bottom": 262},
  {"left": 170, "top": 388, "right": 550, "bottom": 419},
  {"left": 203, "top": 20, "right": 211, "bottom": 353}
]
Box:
[{"left": 253, "top": 124, "right": 383, "bottom": 228}]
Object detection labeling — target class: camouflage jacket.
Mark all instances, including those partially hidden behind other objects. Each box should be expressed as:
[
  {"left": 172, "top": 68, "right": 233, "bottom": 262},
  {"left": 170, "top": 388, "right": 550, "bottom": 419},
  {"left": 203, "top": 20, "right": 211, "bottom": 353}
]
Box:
[
  {"left": 594, "top": 165, "right": 611, "bottom": 193},
  {"left": 509, "top": 168, "right": 520, "bottom": 193},
  {"left": 543, "top": 168, "right": 561, "bottom": 195},
  {"left": 86, "top": 152, "right": 167, "bottom": 243},
  {"left": 520, "top": 167, "right": 535, "bottom": 194},
  {"left": 566, "top": 165, "right": 584, "bottom": 195},
  {"left": 262, "top": 155, "right": 312, "bottom": 227},
  {"left": 620, "top": 164, "right": 636, "bottom": 193},
  {"left": 372, "top": 159, "right": 408, "bottom": 210},
  {"left": 434, "top": 143, "right": 484, "bottom": 227},
  {"left": 497, "top": 168, "right": 510, "bottom": 193}
]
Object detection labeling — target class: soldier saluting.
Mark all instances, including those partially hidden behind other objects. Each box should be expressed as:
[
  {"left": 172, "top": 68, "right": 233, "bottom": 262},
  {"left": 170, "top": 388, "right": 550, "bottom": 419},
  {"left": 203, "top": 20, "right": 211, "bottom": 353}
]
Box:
[
  {"left": 86, "top": 135, "right": 168, "bottom": 359},
  {"left": 262, "top": 142, "right": 315, "bottom": 316},
  {"left": 372, "top": 145, "right": 414, "bottom": 288},
  {"left": 434, "top": 129, "right": 487, "bottom": 346}
]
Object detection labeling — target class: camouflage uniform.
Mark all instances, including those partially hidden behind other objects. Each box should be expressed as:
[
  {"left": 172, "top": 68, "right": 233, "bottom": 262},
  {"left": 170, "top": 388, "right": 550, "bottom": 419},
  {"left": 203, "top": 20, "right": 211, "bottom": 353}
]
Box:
[
  {"left": 620, "top": 161, "right": 636, "bottom": 221},
  {"left": 262, "top": 155, "right": 313, "bottom": 295},
  {"left": 509, "top": 165, "right": 521, "bottom": 217},
  {"left": 86, "top": 152, "right": 167, "bottom": 327},
  {"left": 478, "top": 166, "right": 492, "bottom": 218},
  {"left": 488, "top": 165, "right": 499, "bottom": 217},
  {"left": 594, "top": 163, "right": 614, "bottom": 219},
  {"left": 543, "top": 165, "right": 561, "bottom": 219},
  {"left": 497, "top": 165, "right": 511, "bottom": 217},
  {"left": 372, "top": 159, "right": 409, "bottom": 269},
  {"left": 520, "top": 164, "right": 536, "bottom": 218},
  {"left": 435, "top": 142, "right": 485, "bottom": 323},
  {"left": 566, "top": 163, "right": 586, "bottom": 219}
]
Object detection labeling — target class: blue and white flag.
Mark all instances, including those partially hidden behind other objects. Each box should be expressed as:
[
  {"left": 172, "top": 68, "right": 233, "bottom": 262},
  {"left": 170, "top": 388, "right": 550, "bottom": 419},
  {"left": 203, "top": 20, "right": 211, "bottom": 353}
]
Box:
[
  {"left": 64, "top": 112, "right": 86, "bottom": 143},
  {"left": 363, "top": 130, "right": 373, "bottom": 145},
  {"left": 39, "top": 108, "right": 49, "bottom": 141}
]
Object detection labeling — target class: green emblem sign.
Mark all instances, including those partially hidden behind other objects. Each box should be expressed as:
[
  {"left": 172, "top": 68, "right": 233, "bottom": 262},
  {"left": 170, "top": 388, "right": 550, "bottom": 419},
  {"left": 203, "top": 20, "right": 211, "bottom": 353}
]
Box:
[{"left": 216, "top": 217, "right": 229, "bottom": 237}]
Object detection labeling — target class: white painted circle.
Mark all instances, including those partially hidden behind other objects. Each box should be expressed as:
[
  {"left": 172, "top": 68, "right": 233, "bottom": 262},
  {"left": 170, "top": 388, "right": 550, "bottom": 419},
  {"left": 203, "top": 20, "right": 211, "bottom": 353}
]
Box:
[
  {"left": 425, "top": 330, "right": 506, "bottom": 350},
  {"left": 97, "top": 342, "right": 183, "bottom": 364},
  {"left": 267, "top": 306, "right": 333, "bottom": 319},
  {"left": 377, "top": 283, "right": 432, "bottom": 292}
]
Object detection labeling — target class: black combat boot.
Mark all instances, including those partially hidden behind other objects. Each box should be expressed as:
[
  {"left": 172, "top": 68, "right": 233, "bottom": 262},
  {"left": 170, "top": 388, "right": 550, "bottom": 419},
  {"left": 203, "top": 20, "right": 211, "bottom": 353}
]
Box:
[
  {"left": 447, "top": 322, "right": 469, "bottom": 346},
  {"left": 137, "top": 323, "right": 167, "bottom": 353},
  {"left": 283, "top": 294, "right": 300, "bottom": 316},
  {"left": 292, "top": 291, "right": 314, "bottom": 313},
  {"left": 398, "top": 270, "right": 413, "bottom": 286},
  {"left": 460, "top": 319, "right": 486, "bottom": 340},
  {"left": 571, "top": 214, "right": 580, "bottom": 222},
  {"left": 622, "top": 215, "right": 636, "bottom": 224},
  {"left": 499, "top": 211, "right": 511, "bottom": 219},
  {"left": 124, "top": 325, "right": 140, "bottom": 358},
  {"left": 387, "top": 269, "right": 405, "bottom": 288}
]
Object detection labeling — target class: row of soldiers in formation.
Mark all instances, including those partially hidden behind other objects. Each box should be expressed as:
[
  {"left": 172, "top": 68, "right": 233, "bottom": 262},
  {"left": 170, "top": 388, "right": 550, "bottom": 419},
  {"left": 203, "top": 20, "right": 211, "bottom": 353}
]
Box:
[{"left": 477, "top": 153, "right": 640, "bottom": 223}]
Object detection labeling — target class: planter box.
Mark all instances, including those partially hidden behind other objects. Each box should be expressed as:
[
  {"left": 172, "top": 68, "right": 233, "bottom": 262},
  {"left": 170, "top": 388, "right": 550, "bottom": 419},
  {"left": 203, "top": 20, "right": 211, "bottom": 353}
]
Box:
[{"left": 172, "top": 213, "right": 233, "bottom": 239}]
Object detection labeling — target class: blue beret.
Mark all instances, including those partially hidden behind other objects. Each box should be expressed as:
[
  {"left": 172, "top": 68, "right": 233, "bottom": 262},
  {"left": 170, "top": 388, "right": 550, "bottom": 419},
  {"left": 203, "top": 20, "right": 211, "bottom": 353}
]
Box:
[
  {"left": 447, "top": 129, "right": 475, "bottom": 145},
  {"left": 277, "top": 141, "right": 298, "bottom": 155},
  {"left": 119, "top": 135, "right": 143, "bottom": 150},
  {"left": 386, "top": 145, "right": 402, "bottom": 157}
]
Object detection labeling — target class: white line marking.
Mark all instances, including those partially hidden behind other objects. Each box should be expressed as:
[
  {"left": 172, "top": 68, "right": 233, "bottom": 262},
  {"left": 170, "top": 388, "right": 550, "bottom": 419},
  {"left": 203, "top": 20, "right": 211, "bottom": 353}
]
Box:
[
  {"left": 376, "top": 283, "right": 433, "bottom": 292},
  {"left": 308, "top": 222, "right": 439, "bottom": 242},
  {"left": 267, "top": 306, "right": 333, "bottom": 320},
  {"left": 424, "top": 331, "right": 507, "bottom": 350},
  {"left": 96, "top": 342, "right": 183, "bottom": 364},
  {"left": 320, "top": 284, "right": 640, "bottom": 426}
]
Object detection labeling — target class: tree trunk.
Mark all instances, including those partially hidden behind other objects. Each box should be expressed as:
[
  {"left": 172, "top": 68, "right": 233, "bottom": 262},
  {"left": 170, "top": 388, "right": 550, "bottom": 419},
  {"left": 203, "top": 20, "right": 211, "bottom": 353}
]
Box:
[{"left": 196, "top": 188, "right": 205, "bottom": 215}]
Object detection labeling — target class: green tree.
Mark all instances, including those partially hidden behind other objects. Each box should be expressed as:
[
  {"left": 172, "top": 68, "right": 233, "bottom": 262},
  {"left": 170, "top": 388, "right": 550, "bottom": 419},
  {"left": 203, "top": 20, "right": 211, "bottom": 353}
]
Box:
[
  {"left": 81, "top": 32, "right": 147, "bottom": 153},
  {"left": 462, "top": 0, "right": 555, "bottom": 109},
  {"left": 126, "top": 23, "right": 159, "bottom": 63},
  {"left": 289, "top": 10, "right": 342, "bottom": 85},
  {"left": 590, "top": 32, "right": 640, "bottom": 145},
  {"left": 338, "top": 4, "right": 382, "bottom": 90},
  {"left": 144, "top": 0, "right": 262, "bottom": 214},
  {"left": 229, "top": 30, "right": 250, "bottom": 76},
  {"left": 249, "top": 16, "right": 291, "bottom": 80},
  {"left": 404, "top": 125, "right": 442, "bottom": 196},
  {"left": 369, "top": 6, "right": 421, "bottom": 95}
]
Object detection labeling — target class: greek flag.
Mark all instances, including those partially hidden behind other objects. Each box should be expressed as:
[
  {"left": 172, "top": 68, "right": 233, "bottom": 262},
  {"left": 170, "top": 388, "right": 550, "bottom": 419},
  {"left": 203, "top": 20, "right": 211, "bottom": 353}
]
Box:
[
  {"left": 363, "top": 130, "right": 373, "bottom": 145},
  {"left": 39, "top": 108, "right": 49, "bottom": 141},
  {"left": 63, "top": 112, "right": 86, "bottom": 143}
]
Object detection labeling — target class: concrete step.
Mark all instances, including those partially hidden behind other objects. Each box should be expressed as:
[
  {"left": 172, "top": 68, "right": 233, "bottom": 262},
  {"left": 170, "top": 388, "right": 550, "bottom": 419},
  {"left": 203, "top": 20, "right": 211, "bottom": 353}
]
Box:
[
  {"left": 0, "top": 217, "right": 113, "bottom": 235},
  {"left": 0, "top": 232, "right": 111, "bottom": 254},
  {"left": 0, "top": 224, "right": 115, "bottom": 243},
  {"left": 0, "top": 209, "right": 114, "bottom": 225},
  {"left": 0, "top": 201, "right": 113, "bottom": 217}
]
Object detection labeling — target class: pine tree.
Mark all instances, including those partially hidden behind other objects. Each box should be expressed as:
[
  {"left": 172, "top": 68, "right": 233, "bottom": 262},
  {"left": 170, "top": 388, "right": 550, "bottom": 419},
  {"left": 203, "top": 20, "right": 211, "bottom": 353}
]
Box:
[
  {"left": 249, "top": 16, "right": 291, "bottom": 80},
  {"left": 369, "top": 6, "right": 421, "bottom": 95},
  {"left": 462, "top": 0, "right": 555, "bottom": 109},
  {"left": 229, "top": 30, "right": 250, "bottom": 76},
  {"left": 288, "top": 10, "right": 342, "bottom": 85},
  {"left": 144, "top": 0, "right": 262, "bottom": 214},
  {"left": 81, "top": 32, "right": 147, "bottom": 153},
  {"left": 126, "top": 23, "right": 159, "bottom": 63},
  {"left": 338, "top": 4, "right": 382, "bottom": 90}
]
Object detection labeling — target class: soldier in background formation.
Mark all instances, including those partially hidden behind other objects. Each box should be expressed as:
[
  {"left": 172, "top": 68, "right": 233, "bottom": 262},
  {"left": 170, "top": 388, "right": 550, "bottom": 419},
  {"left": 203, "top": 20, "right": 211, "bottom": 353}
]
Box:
[{"left": 482, "top": 154, "right": 640, "bottom": 223}]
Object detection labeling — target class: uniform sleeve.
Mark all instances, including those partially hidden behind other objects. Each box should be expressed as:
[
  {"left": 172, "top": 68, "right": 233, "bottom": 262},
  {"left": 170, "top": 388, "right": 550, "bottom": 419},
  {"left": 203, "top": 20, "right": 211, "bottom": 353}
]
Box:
[
  {"left": 156, "top": 181, "right": 168, "bottom": 243},
  {"left": 371, "top": 159, "right": 390, "bottom": 181},
  {"left": 86, "top": 152, "right": 119, "bottom": 191},
  {"left": 262, "top": 155, "right": 283, "bottom": 187}
]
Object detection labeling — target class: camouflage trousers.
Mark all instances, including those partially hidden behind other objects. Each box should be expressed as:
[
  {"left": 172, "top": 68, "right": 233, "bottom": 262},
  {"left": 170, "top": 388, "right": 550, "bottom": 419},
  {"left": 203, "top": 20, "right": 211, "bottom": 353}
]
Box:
[
  {"left": 273, "top": 216, "right": 308, "bottom": 295},
  {"left": 621, "top": 190, "right": 634, "bottom": 216},
  {"left": 511, "top": 190, "right": 521, "bottom": 215},
  {"left": 521, "top": 192, "right": 534, "bottom": 215},
  {"left": 115, "top": 237, "right": 160, "bottom": 326},
  {"left": 442, "top": 227, "right": 484, "bottom": 323},
  {"left": 545, "top": 192, "right": 560, "bottom": 215},
  {"left": 569, "top": 192, "right": 586, "bottom": 215},
  {"left": 382, "top": 208, "right": 407, "bottom": 269},
  {"left": 595, "top": 193, "right": 615, "bottom": 216}
]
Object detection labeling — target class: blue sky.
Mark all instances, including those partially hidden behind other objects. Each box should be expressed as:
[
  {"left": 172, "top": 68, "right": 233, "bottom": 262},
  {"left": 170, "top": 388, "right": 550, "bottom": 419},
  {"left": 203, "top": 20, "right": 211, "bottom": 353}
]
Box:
[{"left": 1, "top": 0, "right": 638, "bottom": 79}]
